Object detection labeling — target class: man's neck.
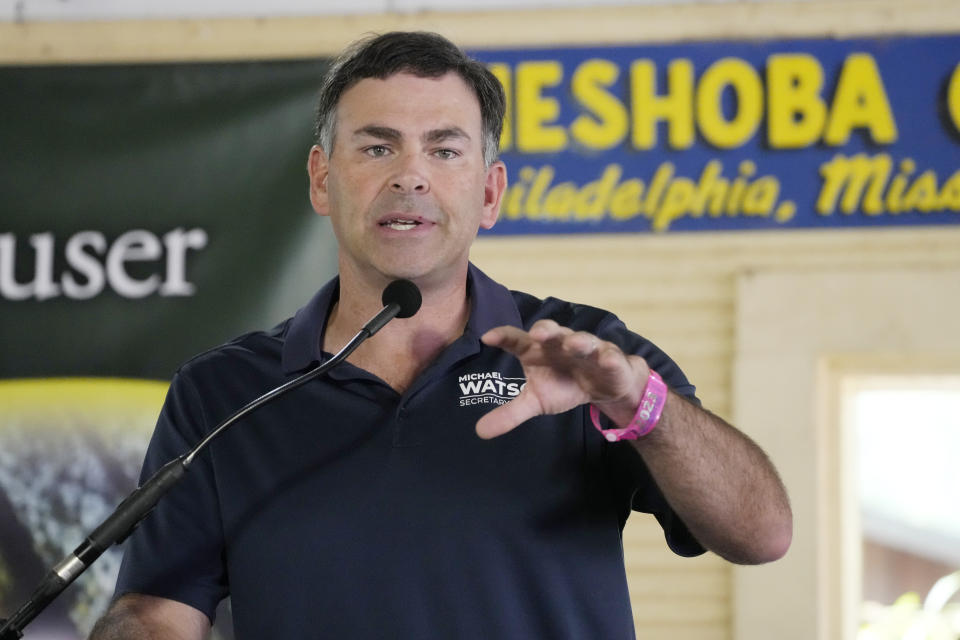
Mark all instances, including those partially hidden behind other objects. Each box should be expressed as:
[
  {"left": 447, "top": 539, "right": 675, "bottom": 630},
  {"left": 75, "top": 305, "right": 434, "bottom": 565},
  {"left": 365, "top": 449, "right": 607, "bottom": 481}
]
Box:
[{"left": 322, "top": 267, "right": 471, "bottom": 393}]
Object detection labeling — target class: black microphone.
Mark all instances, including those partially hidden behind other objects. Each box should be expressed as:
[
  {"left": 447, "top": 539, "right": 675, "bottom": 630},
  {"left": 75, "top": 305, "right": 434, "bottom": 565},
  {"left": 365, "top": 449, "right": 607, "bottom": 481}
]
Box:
[
  {"left": 0, "top": 279, "right": 421, "bottom": 639},
  {"left": 363, "top": 278, "right": 422, "bottom": 335}
]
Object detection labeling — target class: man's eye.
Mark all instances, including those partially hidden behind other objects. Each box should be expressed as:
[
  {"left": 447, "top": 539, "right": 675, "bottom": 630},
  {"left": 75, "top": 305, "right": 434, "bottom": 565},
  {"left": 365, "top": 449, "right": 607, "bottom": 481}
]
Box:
[
  {"left": 435, "top": 148, "right": 460, "bottom": 159},
  {"left": 364, "top": 145, "right": 390, "bottom": 157}
]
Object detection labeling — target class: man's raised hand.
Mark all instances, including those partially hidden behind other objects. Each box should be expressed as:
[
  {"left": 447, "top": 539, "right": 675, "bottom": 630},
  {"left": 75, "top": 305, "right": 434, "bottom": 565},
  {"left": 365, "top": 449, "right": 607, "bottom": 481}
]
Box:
[{"left": 476, "top": 319, "right": 649, "bottom": 439}]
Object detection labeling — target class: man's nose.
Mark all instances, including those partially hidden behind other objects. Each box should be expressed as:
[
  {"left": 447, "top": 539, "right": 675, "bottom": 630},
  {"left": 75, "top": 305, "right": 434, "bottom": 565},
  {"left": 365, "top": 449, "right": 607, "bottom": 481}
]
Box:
[{"left": 390, "top": 154, "right": 430, "bottom": 194}]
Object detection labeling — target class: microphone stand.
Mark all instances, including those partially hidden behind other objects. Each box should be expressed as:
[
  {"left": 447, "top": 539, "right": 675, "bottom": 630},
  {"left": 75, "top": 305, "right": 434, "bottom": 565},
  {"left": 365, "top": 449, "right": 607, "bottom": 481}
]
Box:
[{"left": 0, "top": 298, "right": 408, "bottom": 639}]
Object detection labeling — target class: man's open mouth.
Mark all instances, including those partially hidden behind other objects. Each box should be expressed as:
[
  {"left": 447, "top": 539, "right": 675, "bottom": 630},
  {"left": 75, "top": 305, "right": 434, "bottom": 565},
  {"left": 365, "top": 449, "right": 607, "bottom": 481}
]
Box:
[{"left": 380, "top": 218, "right": 423, "bottom": 230}]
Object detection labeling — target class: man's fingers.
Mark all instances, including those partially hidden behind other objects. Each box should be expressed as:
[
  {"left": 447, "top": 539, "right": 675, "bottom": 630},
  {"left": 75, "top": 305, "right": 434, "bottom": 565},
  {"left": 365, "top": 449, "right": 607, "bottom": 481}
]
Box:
[
  {"left": 527, "top": 319, "right": 565, "bottom": 341},
  {"left": 563, "top": 331, "right": 600, "bottom": 359},
  {"left": 475, "top": 392, "right": 542, "bottom": 439},
  {"left": 484, "top": 323, "right": 596, "bottom": 361},
  {"left": 481, "top": 326, "right": 533, "bottom": 353}
]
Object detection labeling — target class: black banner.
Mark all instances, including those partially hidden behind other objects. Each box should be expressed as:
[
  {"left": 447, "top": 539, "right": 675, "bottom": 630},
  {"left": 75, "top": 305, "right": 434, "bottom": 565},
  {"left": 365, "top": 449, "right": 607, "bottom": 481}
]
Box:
[{"left": 1, "top": 59, "right": 337, "bottom": 639}]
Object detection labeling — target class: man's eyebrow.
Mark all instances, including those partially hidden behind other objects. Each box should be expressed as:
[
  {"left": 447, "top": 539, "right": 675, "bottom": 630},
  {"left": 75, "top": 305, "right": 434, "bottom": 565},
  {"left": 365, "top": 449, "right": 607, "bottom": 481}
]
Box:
[
  {"left": 423, "top": 127, "right": 471, "bottom": 144},
  {"left": 353, "top": 125, "right": 402, "bottom": 142}
]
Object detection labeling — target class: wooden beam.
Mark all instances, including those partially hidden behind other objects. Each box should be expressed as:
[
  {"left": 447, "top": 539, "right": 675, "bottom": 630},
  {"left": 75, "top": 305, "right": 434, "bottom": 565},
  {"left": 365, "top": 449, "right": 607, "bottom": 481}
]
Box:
[{"left": 1, "top": 0, "right": 958, "bottom": 65}]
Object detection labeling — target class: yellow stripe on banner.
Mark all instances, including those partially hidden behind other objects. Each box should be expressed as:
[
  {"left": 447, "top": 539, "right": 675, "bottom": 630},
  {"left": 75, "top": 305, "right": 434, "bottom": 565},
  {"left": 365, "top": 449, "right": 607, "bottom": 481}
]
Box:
[{"left": 0, "top": 378, "right": 168, "bottom": 428}]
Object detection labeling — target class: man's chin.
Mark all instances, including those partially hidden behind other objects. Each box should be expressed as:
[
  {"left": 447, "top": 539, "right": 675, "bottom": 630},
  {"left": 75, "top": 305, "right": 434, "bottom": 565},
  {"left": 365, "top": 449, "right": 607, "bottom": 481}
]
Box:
[{"left": 373, "top": 261, "right": 464, "bottom": 288}]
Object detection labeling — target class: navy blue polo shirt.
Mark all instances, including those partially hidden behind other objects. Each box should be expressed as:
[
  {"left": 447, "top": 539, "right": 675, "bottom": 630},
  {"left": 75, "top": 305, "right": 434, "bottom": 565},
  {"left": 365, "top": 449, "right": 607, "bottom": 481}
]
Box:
[{"left": 115, "top": 263, "right": 704, "bottom": 640}]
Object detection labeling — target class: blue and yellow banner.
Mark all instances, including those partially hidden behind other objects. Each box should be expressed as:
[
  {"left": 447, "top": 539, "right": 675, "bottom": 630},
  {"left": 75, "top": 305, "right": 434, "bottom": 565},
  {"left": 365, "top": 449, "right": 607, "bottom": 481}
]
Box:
[{"left": 473, "top": 35, "right": 960, "bottom": 233}]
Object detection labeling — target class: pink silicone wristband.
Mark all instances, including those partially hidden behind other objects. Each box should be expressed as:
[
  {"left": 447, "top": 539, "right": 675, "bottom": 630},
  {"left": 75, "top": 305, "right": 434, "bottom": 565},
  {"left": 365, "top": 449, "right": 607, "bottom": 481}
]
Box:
[{"left": 589, "top": 370, "right": 668, "bottom": 442}]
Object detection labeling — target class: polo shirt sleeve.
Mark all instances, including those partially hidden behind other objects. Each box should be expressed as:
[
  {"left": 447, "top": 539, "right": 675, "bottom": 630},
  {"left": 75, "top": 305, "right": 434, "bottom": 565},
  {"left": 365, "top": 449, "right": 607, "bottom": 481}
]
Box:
[
  {"left": 602, "top": 442, "right": 705, "bottom": 557},
  {"left": 113, "top": 368, "right": 228, "bottom": 623},
  {"left": 592, "top": 312, "right": 707, "bottom": 558}
]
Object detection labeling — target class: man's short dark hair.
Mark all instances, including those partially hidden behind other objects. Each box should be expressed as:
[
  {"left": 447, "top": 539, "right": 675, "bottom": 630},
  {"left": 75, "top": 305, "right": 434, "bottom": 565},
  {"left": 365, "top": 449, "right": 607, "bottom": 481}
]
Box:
[{"left": 314, "top": 31, "right": 506, "bottom": 166}]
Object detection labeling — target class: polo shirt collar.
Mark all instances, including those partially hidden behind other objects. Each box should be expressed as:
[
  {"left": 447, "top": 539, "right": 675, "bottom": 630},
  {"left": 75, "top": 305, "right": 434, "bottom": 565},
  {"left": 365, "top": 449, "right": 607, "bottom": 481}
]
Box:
[
  {"left": 281, "top": 263, "right": 521, "bottom": 375},
  {"left": 281, "top": 275, "right": 338, "bottom": 374}
]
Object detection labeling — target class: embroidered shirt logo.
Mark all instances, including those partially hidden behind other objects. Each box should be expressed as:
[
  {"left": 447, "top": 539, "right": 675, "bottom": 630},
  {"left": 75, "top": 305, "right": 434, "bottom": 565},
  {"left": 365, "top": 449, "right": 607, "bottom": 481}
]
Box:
[{"left": 458, "top": 371, "right": 525, "bottom": 406}]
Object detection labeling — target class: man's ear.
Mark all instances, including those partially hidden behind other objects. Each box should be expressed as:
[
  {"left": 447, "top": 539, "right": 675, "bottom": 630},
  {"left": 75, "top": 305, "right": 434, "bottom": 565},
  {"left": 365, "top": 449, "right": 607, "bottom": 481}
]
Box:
[
  {"left": 479, "top": 161, "right": 507, "bottom": 230},
  {"left": 307, "top": 145, "right": 330, "bottom": 216}
]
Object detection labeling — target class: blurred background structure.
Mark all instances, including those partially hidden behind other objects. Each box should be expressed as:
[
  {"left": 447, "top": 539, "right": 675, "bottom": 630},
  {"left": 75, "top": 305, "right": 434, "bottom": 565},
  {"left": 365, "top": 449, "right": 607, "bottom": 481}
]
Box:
[{"left": 1, "top": 1, "right": 959, "bottom": 638}]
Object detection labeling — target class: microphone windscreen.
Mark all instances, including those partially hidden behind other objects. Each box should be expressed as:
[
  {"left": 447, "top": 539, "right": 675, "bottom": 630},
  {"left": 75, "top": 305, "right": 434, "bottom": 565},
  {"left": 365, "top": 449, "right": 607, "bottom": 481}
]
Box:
[{"left": 382, "top": 279, "right": 422, "bottom": 318}]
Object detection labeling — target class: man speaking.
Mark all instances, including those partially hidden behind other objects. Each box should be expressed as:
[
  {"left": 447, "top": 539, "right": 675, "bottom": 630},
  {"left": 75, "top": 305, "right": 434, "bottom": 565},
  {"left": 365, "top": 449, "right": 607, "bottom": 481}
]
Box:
[{"left": 90, "top": 31, "right": 791, "bottom": 639}]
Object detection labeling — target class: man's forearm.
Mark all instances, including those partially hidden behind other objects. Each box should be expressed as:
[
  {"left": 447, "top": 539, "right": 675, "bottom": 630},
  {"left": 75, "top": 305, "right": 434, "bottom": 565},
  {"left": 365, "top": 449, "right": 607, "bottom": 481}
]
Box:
[
  {"left": 630, "top": 391, "right": 793, "bottom": 565},
  {"left": 88, "top": 594, "right": 210, "bottom": 640},
  {"left": 89, "top": 607, "right": 157, "bottom": 640}
]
